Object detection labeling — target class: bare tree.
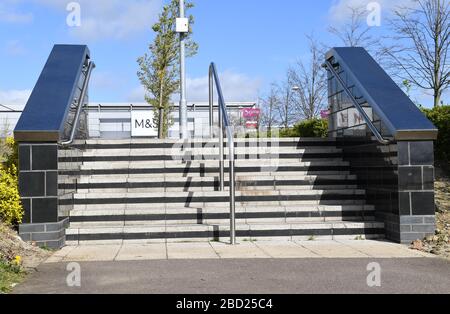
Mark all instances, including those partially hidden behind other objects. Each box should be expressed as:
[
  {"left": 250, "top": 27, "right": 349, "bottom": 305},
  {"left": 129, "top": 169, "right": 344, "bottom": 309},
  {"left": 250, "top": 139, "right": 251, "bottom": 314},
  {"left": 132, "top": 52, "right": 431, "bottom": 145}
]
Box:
[
  {"left": 383, "top": 0, "right": 450, "bottom": 107},
  {"left": 259, "top": 83, "right": 281, "bottom": 133},
  {"left": 328, "top": 6, "right": 379, "bottom": 49},
  {"left": 276, "top": 77, "right": 296, "bottom": 129},
  {"left": 289, "top": 35, "right": 327, "bottom": 120}
]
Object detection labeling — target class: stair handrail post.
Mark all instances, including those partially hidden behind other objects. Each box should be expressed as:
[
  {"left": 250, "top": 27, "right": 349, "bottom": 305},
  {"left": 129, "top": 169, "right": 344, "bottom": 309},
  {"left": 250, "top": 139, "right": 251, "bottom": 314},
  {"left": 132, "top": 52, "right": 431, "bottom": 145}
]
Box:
[
  {"left": 228, "top": 125, "right": 236, "bottom": 245},
  {"left": 219, "top": 103, "right": 225, "bottom": 191},
  {"left": 208, "top": 62, "right": 237, "bottom": 245},
  {"left": 209, "top": 65, "right": 214, "bottom": 139}
]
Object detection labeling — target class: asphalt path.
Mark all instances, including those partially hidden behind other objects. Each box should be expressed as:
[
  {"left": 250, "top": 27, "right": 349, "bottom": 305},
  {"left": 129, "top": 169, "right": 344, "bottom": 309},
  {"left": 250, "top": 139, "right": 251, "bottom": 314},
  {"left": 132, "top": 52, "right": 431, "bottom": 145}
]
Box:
[{"left": 13, "top": 258, "right": 450, "bottom": 294}]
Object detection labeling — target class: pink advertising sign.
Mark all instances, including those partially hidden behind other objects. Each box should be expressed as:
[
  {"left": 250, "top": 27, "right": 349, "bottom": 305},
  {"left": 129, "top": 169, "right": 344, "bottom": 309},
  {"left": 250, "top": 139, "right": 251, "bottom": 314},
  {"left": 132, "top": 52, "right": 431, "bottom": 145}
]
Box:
[
  {"left": 245, "top": 121, "right": 258, "bottom": 129},
  {"left": 320, "top": 110, "right": 330, "bottom": 119},
  {"left": 242, "top": 108, "right": 261, "bottom": 120}
]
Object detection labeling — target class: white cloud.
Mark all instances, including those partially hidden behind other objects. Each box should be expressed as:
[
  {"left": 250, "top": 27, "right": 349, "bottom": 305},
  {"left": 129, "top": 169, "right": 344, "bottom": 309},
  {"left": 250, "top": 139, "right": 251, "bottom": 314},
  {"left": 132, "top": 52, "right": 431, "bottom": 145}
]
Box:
[
  {"left": 36, "top": 0, "right": 163, "bottom": 41},
  {"left": 4, "top": 40, "right": 26, "bottom": 56},
  {"left": 128, "top": 85, "right": 147, "bottom": 102},
  {"left": 0, "top": 89, "right": 31, "bottom": 109},
  {"left": 90, "top": 71, "right": 123, "bottom": 90},
  {"left": 328, "top": 0, "right": 418, "bottom": 23},
  {"left": 128, "top": 70, "right": 262, "bottom": 103},
  {"left": 0, "top": 2, "right": 33, "bottom": 24},
  {"left": 185, "top": 70, "right": 262, "bottom": 102}
]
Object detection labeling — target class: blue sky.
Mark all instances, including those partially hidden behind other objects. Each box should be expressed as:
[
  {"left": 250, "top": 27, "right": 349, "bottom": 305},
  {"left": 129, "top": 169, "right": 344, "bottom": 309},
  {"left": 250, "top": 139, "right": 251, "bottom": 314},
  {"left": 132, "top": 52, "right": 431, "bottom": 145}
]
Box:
[{"left": 0, "top": 0, "right": 441, "bottom": 108}]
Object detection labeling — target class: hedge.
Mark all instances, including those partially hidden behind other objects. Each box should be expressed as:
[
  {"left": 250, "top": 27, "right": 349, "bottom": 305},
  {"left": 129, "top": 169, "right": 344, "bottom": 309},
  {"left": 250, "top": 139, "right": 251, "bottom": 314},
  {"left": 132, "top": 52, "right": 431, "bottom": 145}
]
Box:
[
  {"left": 280, "top": 119, "right": 328, "bottom": 138},
  {"left": 421, "top": 106, "right": 450, "bottom": 164},
  {"left": 0, "top": 137, "right": 23, "bottom": 226}
]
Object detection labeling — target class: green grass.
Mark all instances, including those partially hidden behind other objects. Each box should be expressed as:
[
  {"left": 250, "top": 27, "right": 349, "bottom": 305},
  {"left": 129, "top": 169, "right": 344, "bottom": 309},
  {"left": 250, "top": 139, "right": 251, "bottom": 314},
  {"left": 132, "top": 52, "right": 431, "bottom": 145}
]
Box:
[
  {"left": 40, "top": 245, "right": 55, "bottom": 252},
  {"left": 0, "top": 260, "right": 25, "bottom": 294}
]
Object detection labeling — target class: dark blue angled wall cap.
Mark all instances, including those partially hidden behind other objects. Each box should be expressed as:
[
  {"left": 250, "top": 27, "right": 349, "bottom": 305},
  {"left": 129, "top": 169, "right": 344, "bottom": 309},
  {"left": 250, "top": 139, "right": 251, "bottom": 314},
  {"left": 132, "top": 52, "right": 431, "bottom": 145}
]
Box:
[
  {"left": 14, "top": 44, "right": 90, "bottom": 142},
  {"left": 326, "top": 47, "right": 438, "bottom": 141}
]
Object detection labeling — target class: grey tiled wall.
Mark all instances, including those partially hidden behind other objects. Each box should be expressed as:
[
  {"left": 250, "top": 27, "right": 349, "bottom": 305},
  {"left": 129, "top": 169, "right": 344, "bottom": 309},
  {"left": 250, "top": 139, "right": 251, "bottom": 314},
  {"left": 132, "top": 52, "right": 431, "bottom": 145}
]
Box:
[{"left": 18, "top": 143, "right": 59, "bottom": 224}]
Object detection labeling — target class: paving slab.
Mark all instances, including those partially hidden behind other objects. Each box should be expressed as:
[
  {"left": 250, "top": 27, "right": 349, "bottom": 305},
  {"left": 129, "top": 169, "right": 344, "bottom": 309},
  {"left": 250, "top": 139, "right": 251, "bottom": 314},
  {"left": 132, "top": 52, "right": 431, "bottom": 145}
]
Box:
[
  {"left": 45, "top": 246, "right": 77, "bottom": 263},
  {"left": 210, "top": 242, "right": 271, "bottom": 259},
  {"left": 62, "top": 245, "right": 122, "bottom": 262},
  {"left": 254, "top": 241, "right": 320, "bottom": 258},
  {"left": 115, "top": 244, "right": 167, "bottom": 261},
  {"left": 167, "top": 243, "right": 219, "bottom": 259},
  {"left": 297, "top": 240, "right": 370, "bottom": 258},
  {"left": 336, "top": 240, "right": 433, "bottom": 258}
]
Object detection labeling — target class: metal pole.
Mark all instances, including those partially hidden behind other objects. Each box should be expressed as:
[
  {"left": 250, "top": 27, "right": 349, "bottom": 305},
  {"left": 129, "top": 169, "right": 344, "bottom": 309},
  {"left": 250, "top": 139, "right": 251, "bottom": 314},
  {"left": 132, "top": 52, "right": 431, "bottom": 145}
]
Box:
[
  {"left": 179, "top": 0, "right": 188, "bottom": 139},
  {"left": 228, "top": 129, "right": 236, "bottom": 245},
  {"left": 219, "top": 104, "right": 224, "bottom": 191},
  {"left": 209, "top": 66, "right": 214, "bottom": 139}
]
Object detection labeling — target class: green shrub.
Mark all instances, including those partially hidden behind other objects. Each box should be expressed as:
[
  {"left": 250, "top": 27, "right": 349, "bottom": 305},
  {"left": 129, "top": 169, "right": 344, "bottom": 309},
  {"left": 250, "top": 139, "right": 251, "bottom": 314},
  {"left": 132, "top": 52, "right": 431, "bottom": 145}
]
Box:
[
  {"left": 422, "top": 106, "right": 450, "bottom": 163},
  {"left": 2, "top": 137, "right": 18, "bottom": 170},
  {"left": 280, "top": 119, "right": 328, "bottom": 138},
  {"left": 0, "top": 137, "right": 22, "bottom": 226},
  {"left": 0, "top": 165, "right": 23, "bottom": 226}
]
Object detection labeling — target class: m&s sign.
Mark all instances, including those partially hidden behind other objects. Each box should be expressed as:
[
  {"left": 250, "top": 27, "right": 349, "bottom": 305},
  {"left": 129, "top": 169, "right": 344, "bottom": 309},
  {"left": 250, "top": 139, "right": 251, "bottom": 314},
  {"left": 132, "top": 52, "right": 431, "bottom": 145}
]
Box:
[{"left": 131, "top": 111, "right": 158, "bottom": 137}]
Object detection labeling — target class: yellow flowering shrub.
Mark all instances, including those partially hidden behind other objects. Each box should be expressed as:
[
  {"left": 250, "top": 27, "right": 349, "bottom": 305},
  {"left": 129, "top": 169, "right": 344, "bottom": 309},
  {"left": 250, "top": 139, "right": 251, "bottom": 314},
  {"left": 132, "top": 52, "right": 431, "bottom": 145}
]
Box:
[
  {"left": 6, "top": 137, "right": 18, "bottom": 168},
  {"left": 0, "top": 165, "right": 23, "bottom": 226}
]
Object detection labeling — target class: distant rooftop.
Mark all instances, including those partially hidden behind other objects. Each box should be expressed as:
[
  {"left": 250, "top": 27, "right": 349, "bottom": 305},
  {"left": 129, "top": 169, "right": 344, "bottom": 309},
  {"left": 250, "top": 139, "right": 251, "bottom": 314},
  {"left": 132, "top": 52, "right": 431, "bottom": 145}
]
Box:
[{"left": 1, "top": 102, "right": 257, "bottom": 113}]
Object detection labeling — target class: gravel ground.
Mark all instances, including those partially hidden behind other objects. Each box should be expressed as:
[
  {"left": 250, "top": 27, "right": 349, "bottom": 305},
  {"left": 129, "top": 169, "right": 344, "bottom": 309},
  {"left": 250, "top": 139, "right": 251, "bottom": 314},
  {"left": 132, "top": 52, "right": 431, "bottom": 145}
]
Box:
[
  {"left": 0, "top": 222, "right": 51, "bottom": 269},
  {"left": 412, "top": 170, "right": 450, "bottom": 259}
]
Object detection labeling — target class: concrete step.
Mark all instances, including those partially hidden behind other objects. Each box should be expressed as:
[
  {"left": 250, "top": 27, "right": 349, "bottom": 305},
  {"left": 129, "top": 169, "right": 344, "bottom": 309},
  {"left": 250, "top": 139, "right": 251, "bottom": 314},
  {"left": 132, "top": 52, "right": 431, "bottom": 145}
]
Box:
[
  {"left": 72, "top": 185, "right": 360, "bottom": 194},
  {"left": 81, "top": 137, "right": 335, "bottom": 146},
  {"left": 65, "top": 175, "right": 360, "bottom": 193},
  {"left": 68, "top": 204, "right": 377, "bottom": 226},
  {"left": 64, "top": 170, "right": 353, "bottom": 181},
  {"left": 71, "top": 199, "right": 365, "bottom": 210},
  {"left": 70, "top": 203, "right": 374, "bottom": 211},
  {"left": 77, "top": 160, "right": 350, "bottom": 171},
  {"left": 61, "top": 167, "right": 352, "bottom": 178},
  {"left": 65, "top": 221, "right": 385, "bottom": 245},
  {"left": 69, "top": 216, "right": 377, "bottom": 228},
  {"left": 78, "top": 146, "right": 342, "bottom": 155},
  {"left": 74, "top": 174, "right": 358, "bottom": 184},
  {"left": 71, "top": 189, "right": 365, "bottom": 197},
  {"left": 69, "top": 204, "right": 375, "bottom": 213}
]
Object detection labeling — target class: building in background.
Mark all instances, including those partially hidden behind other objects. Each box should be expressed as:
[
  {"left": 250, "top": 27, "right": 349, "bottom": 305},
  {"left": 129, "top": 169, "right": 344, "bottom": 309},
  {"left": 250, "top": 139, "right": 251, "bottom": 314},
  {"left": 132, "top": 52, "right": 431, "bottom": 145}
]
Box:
[
  {"left": 0, "top": 104, "right": 24, "bottom": 136},
  {"left": 1, "top": 102, "right": 258, "bottom": 139}
]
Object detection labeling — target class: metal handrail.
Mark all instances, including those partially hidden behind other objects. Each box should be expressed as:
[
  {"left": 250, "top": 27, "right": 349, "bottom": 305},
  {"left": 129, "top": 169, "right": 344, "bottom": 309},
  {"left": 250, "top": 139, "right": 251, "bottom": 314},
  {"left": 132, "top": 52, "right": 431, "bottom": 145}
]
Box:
[
  {"left": 0, "top": 104, "right": 17, "bottom": 112},
  {"left": 61, "top": 61, "right": 95, "bottom": 146},
  {"left": 209, "top": 63, "right": 236, "bottom": 245},
  {"left": 323, "top": 60, "right": 390, "bottom": 145}
]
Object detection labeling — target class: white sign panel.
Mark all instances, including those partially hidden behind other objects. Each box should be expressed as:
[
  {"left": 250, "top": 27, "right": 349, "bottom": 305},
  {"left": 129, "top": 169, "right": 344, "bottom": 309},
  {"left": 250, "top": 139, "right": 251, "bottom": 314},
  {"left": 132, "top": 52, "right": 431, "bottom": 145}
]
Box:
[{"left": 131, "top": 111, "right": 158, "bottom": 137}]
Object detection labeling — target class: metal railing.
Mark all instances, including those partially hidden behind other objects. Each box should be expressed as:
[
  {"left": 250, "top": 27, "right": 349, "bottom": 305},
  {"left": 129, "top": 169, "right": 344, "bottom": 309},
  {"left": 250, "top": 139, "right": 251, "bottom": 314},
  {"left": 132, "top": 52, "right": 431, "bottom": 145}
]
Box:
[
  {"left": 323, "top": 60, "right": 390, "bottom": 145},
  {"left": 0, "top": 104, "right": 21, "bottom": 112},
  {"left": 60, "top": 60, "right": 96, "bottom": 146},
  {"left": 209, "top": 63, "right": 236, "bottom": 245}
]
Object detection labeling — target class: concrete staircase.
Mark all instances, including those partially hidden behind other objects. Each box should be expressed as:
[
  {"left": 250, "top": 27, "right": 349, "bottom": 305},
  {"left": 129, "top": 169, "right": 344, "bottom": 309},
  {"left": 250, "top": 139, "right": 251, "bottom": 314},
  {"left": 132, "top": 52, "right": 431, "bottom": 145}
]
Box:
[{"left": 60, "top": 138, "right": 385, "bottom": 245}]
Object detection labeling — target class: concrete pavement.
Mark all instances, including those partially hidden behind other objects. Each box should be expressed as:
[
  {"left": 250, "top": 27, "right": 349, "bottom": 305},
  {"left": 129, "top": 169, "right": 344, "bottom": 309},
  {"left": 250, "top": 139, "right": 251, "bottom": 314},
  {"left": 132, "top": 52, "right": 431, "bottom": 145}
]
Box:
[{"left": 44, "top": 240, "right": 433, "bottom": 263}]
